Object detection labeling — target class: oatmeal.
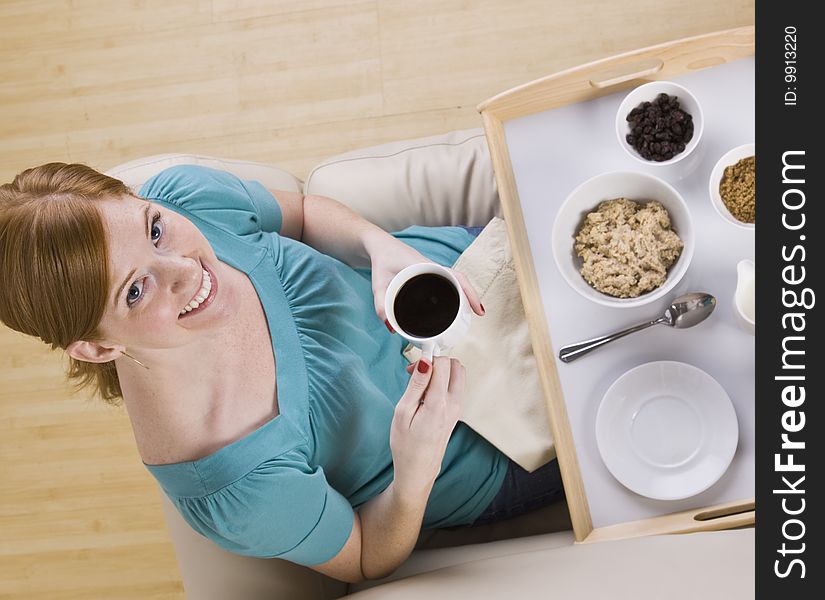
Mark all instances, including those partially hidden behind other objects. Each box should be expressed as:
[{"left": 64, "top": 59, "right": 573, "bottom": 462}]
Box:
[{"left": 574, "top": 198, "right": 683, "bottom": 298}]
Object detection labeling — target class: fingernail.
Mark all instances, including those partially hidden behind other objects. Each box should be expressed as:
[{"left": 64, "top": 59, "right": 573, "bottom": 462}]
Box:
[
  {"left": 417, "top": 360, "right": 430, "bottom": 374},
  {"left": 385, "top": 320, "right": 395, "bottom": 333},
  {"left": 480, "top": 303, "right": 486, "bottom": 314}
]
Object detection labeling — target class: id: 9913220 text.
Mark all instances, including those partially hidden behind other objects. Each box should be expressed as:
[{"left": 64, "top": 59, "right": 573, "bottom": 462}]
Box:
[{"left": 784, "top": 26, "right": 797, "bottom": 107}]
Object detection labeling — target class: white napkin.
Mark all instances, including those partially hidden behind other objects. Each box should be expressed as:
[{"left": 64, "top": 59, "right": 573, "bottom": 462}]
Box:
[{"left": 403, "top": 217, "right": 555, "bottom": 471}]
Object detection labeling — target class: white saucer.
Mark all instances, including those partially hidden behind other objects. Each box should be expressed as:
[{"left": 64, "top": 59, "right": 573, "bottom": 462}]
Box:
[{"left": 595, "top": 361, "right": 738, "bottom": 500}]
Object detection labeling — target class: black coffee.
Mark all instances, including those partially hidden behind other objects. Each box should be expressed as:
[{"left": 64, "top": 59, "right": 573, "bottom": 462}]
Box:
[{"left": 393, "top": 273, "right": 460, "bottom": 338}]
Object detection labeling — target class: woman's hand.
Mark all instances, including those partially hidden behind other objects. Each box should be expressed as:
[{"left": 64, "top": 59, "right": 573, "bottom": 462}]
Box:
[
  {"left": 367, "top": 235, "right": 485, "bottom": 327},
  {"left": 389, "top": 357, "right": 466, "bottom": 498}
]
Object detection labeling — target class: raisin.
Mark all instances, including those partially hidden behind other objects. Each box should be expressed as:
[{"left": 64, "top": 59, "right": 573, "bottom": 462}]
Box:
[{"left": 624, "top": 92, "right": 694, "bottom": 161}]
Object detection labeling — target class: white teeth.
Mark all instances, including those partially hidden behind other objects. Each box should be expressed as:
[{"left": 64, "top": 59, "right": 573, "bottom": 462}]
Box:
[{"left": 179, "top": 268, "right": 212, "bottom": 316}]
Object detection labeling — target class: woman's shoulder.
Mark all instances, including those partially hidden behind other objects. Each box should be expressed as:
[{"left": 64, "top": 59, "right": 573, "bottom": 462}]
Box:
[
  {"left": 165, "top": 455, "right": 354, "bottom": 565},
  {"left": 132, "top": 307, "right": 281, "bottom": 466},
  {"left": 136, "top": 405, "right": 281, "bottom": 466},
  {"left": 139, "top": 165, "right": 283, "bottom": 239}
]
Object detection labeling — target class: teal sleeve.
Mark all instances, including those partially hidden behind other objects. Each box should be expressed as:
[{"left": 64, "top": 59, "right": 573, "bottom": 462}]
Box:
[
  {"left": 138, "top": 165, "right": 283, "bottom": 237},
  {"left": 392, "top": 225, "right": 475, "bottom": 267},
  {"left": 178, "top": 461, "right": 354, "bottom": 566}
]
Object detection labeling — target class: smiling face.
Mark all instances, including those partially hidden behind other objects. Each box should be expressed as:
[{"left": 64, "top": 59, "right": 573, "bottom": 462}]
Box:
[{"left": 93, "top": 195, "right": 239, "bottom": 353}]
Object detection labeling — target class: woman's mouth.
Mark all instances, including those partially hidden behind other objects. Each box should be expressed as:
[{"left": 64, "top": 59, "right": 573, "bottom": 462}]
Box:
[{"left": 178, "top": 263, "right": 217, "bottom": 318}]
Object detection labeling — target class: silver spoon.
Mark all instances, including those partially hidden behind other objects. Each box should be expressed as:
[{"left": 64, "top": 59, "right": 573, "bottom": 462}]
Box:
[{"left": 558, "top": 292, "right": 716, "bottom": 363}]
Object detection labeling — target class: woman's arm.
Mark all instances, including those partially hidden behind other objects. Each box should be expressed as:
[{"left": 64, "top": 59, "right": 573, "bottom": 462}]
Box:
[
  {"left": 270, "top": 188, "right": 394, "bottom": 269},
  {"left": 310, "top": 480, "right": 431, "bottom": 583},
  {"left": 311, "top": 356, "right": 464, "bottom": 582},
  {"left": 358, "top": 480, "right": 433, "bottom": 580},
  {"left": 269, "top": 188, "right": 485, "bottom": 321}
]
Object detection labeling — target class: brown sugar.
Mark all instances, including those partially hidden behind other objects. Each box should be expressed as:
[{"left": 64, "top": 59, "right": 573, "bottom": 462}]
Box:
[{"left": 719, "top": 155, "right": 755, "bottom": 224}]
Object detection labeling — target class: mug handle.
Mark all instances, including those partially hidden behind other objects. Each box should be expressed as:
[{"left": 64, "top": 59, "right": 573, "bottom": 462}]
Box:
[{"left": 420, "top": 342, "right": 442, "bottom": 362}]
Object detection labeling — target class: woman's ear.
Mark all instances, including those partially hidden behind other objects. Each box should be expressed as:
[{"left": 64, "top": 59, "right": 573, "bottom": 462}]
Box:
[{"left": 66, "top": 340, "right": 124, "bottom": 364}]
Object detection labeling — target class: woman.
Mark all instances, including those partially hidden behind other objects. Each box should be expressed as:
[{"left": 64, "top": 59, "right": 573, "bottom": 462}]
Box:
[{"left": 0, "top": 163, "right": 564, "bottom": 582}]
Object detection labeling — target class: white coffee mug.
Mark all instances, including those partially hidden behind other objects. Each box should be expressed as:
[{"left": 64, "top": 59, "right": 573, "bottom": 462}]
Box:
[{"left": 384, "top": 263, "right": 472, "bottom": 361}]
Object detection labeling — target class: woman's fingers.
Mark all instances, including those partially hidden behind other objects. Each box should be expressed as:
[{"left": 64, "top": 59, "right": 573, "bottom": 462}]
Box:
[
  {"left": 424, "top": 357, "right": 452, "bottom": 408},
  {"left": 373, "top": 290, "right": 387, "bottom": 325},
  {"left": 406, "top": 357, "right": 464, "bottom": 387},
  {"left": 402, "top": 356, "right": 464, "bottom": 424},
  {"left": 397, "top": 358, "right": 432, "bottom": 423},
  {"left": 406, "top": 359, "right": 431, "bottom": 396},
  {"left": 447, "top": 358, "right": 465, "bottom": 395},
  {"left": 447, "top": 358, "right": 466, "bottom": 420},
  {"left": 452, "top": 270, "right": 485, "bottom": 316}
]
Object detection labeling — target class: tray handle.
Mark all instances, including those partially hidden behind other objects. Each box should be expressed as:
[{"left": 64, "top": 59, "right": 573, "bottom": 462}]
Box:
[
  {"left": 583, "top": 499, "right": 755, "bottom": 543},
  {"left": 693, "top": 500, "right": 755, "bottom": 522},
  {"left": 588, "top": 57, "right": 664, "bottom": 88}
]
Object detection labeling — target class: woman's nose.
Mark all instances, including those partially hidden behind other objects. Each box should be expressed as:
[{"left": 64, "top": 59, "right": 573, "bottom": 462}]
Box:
[{"left": 164, "top": 256, "right": 201, "bottom": 294}]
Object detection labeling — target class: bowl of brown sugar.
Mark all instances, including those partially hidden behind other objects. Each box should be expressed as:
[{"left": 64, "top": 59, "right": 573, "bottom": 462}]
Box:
[{"left": 709, "top": 143, "right": 755, "bottom": 230}]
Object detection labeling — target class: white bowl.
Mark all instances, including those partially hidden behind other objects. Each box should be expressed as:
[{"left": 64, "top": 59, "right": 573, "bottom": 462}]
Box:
[
  {"left": 708, "top": 143, "right": 755, "bottom": 230},
  {"left": 615, "top": 81, "right": 704, "bottom": 181},
  {"left": 552, "top": 171, "right": 695, "bottom": 308}
]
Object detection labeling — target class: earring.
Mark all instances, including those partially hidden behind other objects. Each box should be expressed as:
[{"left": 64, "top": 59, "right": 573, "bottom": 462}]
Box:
[{"left": 121, "top": 350, "right": 149, "bottom": 370}]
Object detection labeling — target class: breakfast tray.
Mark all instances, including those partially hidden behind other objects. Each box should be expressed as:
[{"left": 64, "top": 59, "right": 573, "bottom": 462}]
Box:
[{"left": 478, "top": 27, "right": 755, "bottom": 543}]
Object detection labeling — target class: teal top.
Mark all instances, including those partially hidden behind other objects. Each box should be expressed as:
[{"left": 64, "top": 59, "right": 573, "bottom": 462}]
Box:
[{"left": 139, "top": 166, "right": 507, "bottom": 567}]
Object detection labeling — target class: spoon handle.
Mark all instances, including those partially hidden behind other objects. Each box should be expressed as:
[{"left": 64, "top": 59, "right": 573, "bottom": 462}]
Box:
[{"left": 558, "top": 318, "right": 665, "bottom": 363}]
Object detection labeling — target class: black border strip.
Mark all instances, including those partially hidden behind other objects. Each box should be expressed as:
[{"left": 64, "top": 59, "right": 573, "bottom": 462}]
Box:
[{"left": 756, "top": 2, "right": 822, "bottom": 597}]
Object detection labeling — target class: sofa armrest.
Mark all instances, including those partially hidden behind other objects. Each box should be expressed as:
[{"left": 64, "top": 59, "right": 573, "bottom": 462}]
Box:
[
  {"left": 304, "top": 129, "right": 501, "bottom": 231},
  {"left": 348, "top": 530, "right": 575, "bottom": 595},
  {"left": 346, "top": 529, "right": 755, "bottom": 599}
]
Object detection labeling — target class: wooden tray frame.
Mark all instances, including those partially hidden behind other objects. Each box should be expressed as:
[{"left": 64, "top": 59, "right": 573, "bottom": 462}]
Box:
[{"left": 477, "top": 26, "right": 756, "bottom": 544}]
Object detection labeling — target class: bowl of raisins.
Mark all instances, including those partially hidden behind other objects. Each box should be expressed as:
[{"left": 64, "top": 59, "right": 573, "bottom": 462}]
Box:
[{"left": 615, "top": 81, "right": 704, "bottom": 180}]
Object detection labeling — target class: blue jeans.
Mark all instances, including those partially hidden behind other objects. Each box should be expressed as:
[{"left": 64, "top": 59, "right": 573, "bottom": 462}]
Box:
[
  {"left": 469, "top": 458, "right": 565, "bottom": 526},
  {"left": 460, "top": 225, "right": 485, "bottom": 237}
]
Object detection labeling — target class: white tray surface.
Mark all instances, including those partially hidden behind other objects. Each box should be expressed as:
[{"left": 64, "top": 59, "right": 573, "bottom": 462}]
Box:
[{"left": 505, "top": 58, "right": 754, "bottom": 528}]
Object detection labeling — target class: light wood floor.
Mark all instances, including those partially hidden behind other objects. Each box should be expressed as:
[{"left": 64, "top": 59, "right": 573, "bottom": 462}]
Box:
[{"left": 1, "top": 1, "right": 753, "bottom": 598}]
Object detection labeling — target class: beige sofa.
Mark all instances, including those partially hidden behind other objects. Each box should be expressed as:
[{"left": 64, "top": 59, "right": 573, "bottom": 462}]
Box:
[{"left": 106, "top": 129, "right": 754, "bottom": 599}]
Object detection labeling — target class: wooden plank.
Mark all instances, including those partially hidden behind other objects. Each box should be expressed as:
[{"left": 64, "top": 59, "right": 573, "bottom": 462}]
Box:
[
  {"left": 0, "top": 544, "right": 182, "bottom": 598},
  {"left": 211, "top": 0, "right": 361, "bottom": 22},
  {"left": 380, "top": 1, "right": 754, "bottom": 117},
  {"left": 481, "top": 111, "right": 593, "bottom": 541}
]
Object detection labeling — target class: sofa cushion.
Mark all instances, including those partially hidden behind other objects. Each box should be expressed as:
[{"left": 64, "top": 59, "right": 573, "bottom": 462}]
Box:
[
  {"left": 348, "top": 530, "right": 574, "bottom": 595},
  {"left": 304, "top": 128, "right": 501, "bottom": 231},
  {"left": 104, "top": 153, "right": 303, "bottom": 195},
  {"left": 346, "top": 529, "right": 755, "bottom": 599}
]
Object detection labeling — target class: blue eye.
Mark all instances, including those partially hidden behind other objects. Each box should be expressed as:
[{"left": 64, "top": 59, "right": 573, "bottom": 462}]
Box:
[
  {"left": 125, "top": 211, "right": 163, "bottom": 309},
  {"left": 150, "top": 212, "right": 163, "bottom": 243},
  {"left": 126, "top": 281, "right": 141, "bottom": 308}
]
